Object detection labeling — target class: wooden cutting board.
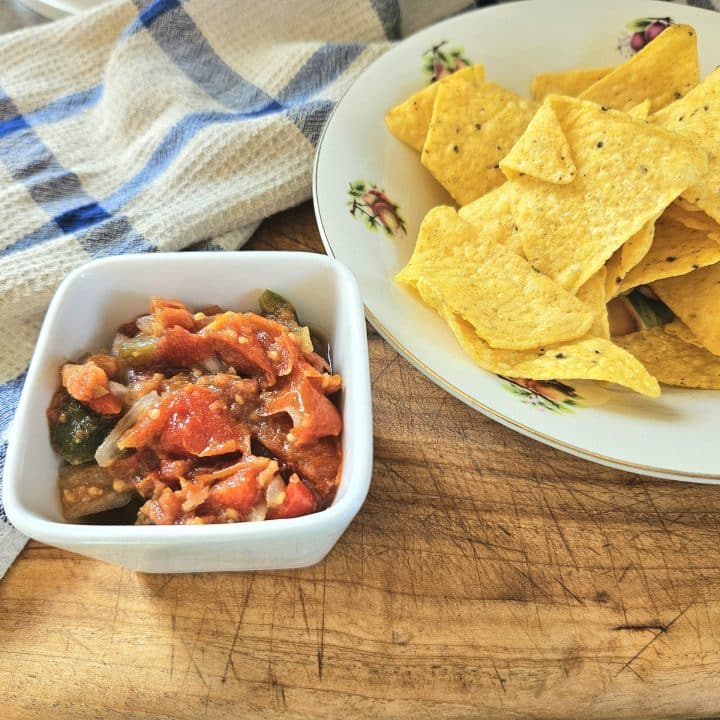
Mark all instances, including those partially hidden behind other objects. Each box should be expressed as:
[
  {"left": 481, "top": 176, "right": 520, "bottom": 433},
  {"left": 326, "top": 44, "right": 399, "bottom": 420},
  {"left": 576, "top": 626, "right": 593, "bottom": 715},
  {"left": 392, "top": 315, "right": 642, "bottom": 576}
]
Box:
[{"left": 2, "top": 204, "right": 720, "bottom": 720}]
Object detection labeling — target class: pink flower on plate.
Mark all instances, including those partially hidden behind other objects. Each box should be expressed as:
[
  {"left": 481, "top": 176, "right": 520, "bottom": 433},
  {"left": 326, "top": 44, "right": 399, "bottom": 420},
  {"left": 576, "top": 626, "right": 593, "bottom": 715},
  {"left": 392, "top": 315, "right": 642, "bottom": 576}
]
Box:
[
  {"left": 422, "top": 41, "right": 471, "bottom": 84},
  {"left": 501, "top": 377, "right": 581, "bottom": 413},
  {"left": 348, "top": 181, "right": 406, "bottom": 237},
  {"left": 618, "top": 17, "right": 672, "bottom": 58}
]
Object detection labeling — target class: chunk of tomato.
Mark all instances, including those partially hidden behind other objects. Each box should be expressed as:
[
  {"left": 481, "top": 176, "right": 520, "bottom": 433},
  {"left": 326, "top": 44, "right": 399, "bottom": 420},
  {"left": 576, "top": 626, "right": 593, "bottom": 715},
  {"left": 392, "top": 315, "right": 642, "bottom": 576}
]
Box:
[{"left": 267, "top": 476, "right": 317, "bottom": 519}]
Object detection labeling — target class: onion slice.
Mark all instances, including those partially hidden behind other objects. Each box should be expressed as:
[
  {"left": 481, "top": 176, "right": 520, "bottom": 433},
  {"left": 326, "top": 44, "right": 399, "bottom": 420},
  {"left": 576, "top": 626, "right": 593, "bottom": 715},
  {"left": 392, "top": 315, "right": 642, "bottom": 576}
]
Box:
[
  {"left": 94, "top": 391, "right": 159, "bottom": 467},
  {"left": 202, "top": 355, "right": 223, "bottom": 373},
  {"left": 247, "top": 501, "right": 268, "bottom": 522},
  {"left": 265, "top": 475, "right": 286, "bottom": 509},
  {"left": 135, "top": 315, "right": 155, "bottom": 335}
]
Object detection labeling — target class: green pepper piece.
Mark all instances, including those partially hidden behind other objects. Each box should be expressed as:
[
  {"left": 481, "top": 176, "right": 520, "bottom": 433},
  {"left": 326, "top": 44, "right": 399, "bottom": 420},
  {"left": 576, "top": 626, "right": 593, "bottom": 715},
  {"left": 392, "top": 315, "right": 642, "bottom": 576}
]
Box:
[
  {"left": 51, "top": 392, "right": 118, "bottom": 465},
  {"left": 259, "top": 290, "right": 300, "bottom": 328},
  {"left": 627, "top": 290, "right": 675, "bottom": 328},
  {"left": 116, "top": 335, "right": 160, "bottom": 366},
  {"left": 259, "top": 290, "right": 316, "bottom": 353}
]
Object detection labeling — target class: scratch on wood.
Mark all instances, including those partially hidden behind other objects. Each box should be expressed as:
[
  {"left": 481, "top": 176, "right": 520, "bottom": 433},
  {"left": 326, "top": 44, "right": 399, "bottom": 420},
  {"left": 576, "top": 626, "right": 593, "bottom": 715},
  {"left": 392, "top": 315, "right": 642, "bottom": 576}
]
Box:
[
  {"left": 555, "top": 576, "right": 585, "bottom": 606},
  {"left": 317, "top": 558, "right": 327, "bottom": 680},
  {"left": 615, "top": 603, "right": 693, "bottom": 677},
  {"left": 641, "top": 485, "right": 672, "bottom": 538},
  {"left": 221, "top": 575, "right": 255, "bottom": 684},
  {"left": 297, "top": 583, "right": 311, "bottom": 636},
  {"left": 492, "top": 660, "right": 507, "bottom": 693},
  {"left": 613, "top": 623, "right": 666, "bottom": 632},
  {"left": 542, "top": 492, "right": 579, "bottom": 570},
  {"left": 110, "top": 567, "right": 124, "bottom": 644},
  {"left": 618, "top": 563, "right": 633, "bottom": 583},
  {"left": 183, "top": 608, "right": 210, "bottom": 689}
]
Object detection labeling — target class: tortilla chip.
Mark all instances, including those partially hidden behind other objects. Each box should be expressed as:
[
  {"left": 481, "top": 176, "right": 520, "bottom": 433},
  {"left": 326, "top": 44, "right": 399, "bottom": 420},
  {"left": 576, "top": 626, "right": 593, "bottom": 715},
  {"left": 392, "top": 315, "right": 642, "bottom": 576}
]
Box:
[
  {"left": 614, "top": 326, "right": 720, "bottom": 389},
  {"left": 605, "top": 219, "right": 656, "bottom": 298},
  {"left": 385, "top": 65, "right": 485, "bottom": 152},
  {"left": 457, "top": 183, "right": 524, "bottom": 256},
  {"left": 663, "top": 319, "right": 705, "bottom": 349},
  {"left": 652, "top": 262, "right": 720, "bottom": 355},
  {"left": 426, "top": 297, "right": 660, "bottom": 397},
  {"left": 652, "top": 67, "right": 720, "bottom": 224},
  {"left": 398, "top": 207, "right": 593, "bottom": 349},
  {"left": 507, "top": 94, "right": 708, "bottom": 293},
  {"left": 421, "top": 76, "right": 538, "bottom": 204},
  {"left": 663, "top": 201, "right": 720, "bottom": 234},
  {"left": 395, "top": 204, "right": 470, "bottom": 288},
  {"left": 618, "top": 215, "right": 720, "bottom": 293},
  {"left": 628, "top": 99, "right": 651, "bottom": 120},
  {"left": 579, "top": 24, "right": 699, "bottom": 113},
  {"left": 531, "top": 67, "right": 614, "bottom": 102},
  {"left": 500, "top": 103, "right": 576, "bottom": 184},
  {"left": 576, "top": 268, "right": 610, "bottom": 338}
]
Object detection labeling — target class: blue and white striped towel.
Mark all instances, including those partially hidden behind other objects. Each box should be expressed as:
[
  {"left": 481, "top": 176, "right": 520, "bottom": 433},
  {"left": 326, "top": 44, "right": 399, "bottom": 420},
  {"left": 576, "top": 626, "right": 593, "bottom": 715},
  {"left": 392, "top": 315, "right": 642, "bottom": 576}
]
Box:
[{"left": 0, "top": 0, "right": 472, "bottom": 577}]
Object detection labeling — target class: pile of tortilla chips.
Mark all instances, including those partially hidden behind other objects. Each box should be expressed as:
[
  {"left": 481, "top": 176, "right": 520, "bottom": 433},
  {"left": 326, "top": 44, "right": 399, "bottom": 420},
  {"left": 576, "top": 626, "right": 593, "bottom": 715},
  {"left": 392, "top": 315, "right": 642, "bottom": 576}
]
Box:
[{"left": 386, "top": 23, "right": 720, "bottom": 394}]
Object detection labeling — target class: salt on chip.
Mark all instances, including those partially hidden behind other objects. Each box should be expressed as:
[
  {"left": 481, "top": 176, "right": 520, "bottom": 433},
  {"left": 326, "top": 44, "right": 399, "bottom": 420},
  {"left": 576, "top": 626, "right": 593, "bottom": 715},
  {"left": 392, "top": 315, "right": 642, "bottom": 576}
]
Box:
[
  {"left": 618, "top": 214, "right": 720, "bottom": 293},
  {"left": 614, "top": 326, "right": 720, "bottom": 389},
  {"left": 605, "top": 219, "right": 656, "bottom": 298},
  {"left": 652, "top": 67, "right": 720, "bottom": 224},
  {"left": 531, "top": 67, "right": 613, "bottom": 102},
  {"left": 421, "top": 76, "right": 538, "bottom": 204},
  {"left": 576, "top": 268, "right": 610, "bottom": 338},
  {"left": 579, "top": 24, "right": 699, "bottom": 113},
  {"left": 652, "top": 262, "right": 720, "bottom": 355},
  {"left": 385, "top": 65, "right": 485, "bottom": 152},
  {"left": 397, "top": 207, "right": 593, "bottom": 350},
  {"left": 505, "top": 94, "right": 708, "bottom": 293},
  {"left": 422, "top": 293, "right": 660, "bottom": 397},
  {"left": 499, "top": 103, "right": 576, "bottom": 184},
  {"left": 457, "top": 183, "right": 524, "bottom": 257}
]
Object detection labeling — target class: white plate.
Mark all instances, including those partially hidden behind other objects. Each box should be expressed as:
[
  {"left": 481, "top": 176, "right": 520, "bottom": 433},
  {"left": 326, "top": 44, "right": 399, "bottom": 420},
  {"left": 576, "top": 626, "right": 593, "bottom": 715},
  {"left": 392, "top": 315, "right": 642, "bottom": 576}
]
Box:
[
  {"left": 314, "top": 0, "right": 720, "bottom": 484},
  {"left": 18, "top": 0, "right": 100, "bottom": 20}
]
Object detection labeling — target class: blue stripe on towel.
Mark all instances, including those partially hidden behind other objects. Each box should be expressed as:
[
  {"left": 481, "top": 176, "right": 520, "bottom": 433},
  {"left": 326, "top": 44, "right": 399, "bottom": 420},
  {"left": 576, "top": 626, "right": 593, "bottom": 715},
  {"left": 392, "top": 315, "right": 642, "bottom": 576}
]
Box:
[
  {"left": 132, "top": 0, "right": 281, "bottom": 113},
  {"left": 76, "top": 215, "right": 154, "bottom": 256},
  {"left": 278, "top": 44, "right": 365, "bottom": 105},
  {"left": 287, "top": 99, "right": 335, "bottom": 146},
  {"left": 130, "top": 0, "right": 355, "bottom": 145},
  {"left": 370, "top": 0, "right": 401, "bottom": 39},
  {"left": 0, "top": 87, "right": 151, "bottom": 254},
  {"left": 25, "top": 85, "right": 103, "bottom": 129},
  {"left": 0, "top": 94, "right": 17, "bottom": 120},
  {"left": 0, "top": 127, "right": 97, "bottom": 215},
  {"left": 0, "top": 213, "right": 152, "bottom": 259},
  {"left": 0, "top": 86, "right": 102, "bottom": 138},
  {"left": 0, "top": 115, "right": 29, "bottom": 137},
  {"left": 104, "top": 106, "right": 278, "bottom": 213},
  {"left": 55, "top": 202, "right": 112, "bottom": 234},
  {"left": 0, "top": 221, "right": 61, "bottom": 258}
]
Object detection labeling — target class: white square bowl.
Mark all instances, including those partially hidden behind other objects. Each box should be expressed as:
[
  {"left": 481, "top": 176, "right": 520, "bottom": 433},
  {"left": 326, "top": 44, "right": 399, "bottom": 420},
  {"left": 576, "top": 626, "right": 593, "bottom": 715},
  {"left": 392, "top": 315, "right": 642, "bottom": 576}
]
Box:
[{"left": 3, "top": 252, "right": 372, "bottom": 573}]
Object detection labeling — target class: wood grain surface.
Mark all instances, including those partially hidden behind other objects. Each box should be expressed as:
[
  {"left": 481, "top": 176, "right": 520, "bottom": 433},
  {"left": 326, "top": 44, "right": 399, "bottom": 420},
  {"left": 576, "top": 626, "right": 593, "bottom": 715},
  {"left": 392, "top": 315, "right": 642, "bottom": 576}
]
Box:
[{"left": 2, "top": 204, "right": 720, "bottom": 719}]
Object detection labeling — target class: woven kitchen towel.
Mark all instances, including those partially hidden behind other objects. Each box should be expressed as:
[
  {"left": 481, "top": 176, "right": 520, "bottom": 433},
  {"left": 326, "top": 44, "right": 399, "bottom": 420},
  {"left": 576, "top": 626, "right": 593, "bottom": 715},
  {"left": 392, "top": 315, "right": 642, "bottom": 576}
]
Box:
[{"left": 0, "top": 0, "right": 475, "bottom": 578}]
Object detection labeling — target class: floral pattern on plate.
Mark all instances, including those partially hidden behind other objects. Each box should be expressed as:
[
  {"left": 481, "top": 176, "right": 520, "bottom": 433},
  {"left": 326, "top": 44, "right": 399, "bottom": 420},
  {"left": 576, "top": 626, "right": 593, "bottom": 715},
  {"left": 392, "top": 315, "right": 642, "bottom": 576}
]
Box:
[
  {"left": 422, "top": 41, "right": 470, "bottom": 83},
  {"left": 500, "top": 377, "right": 582, "bottom": 414},
  {"left": 618, "top": 17, "right": 673, "bottom": 57},
  {"left": 348, "top": 181, "right": 406, "bottom": 237}
]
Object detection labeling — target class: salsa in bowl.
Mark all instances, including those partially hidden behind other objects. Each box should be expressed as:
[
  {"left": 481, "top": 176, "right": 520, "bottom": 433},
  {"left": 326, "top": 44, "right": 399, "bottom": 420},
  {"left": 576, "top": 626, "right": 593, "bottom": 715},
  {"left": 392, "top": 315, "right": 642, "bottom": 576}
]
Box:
[
  {"left": 49, "top": 292, "right": 343, "bottom": 526},
  {"left": 3, "top": 252, "right": 372, "bottom": 572}
]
